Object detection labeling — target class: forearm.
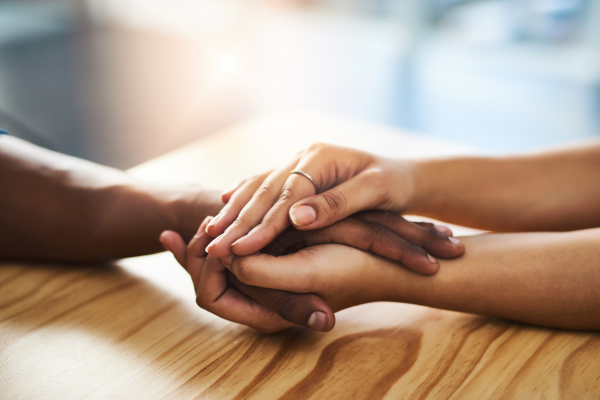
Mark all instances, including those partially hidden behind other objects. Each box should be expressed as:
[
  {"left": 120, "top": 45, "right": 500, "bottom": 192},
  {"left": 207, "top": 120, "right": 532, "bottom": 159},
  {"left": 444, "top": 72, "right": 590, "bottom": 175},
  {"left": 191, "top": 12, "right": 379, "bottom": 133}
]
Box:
[
  {"left": 404, "top": 140, "right": 600, "bottom": 231},
  {"left": 382, "top": 229, "right": 600, "bottom": 330},
  {"left": 0, "top": 136, "right": 222, "bottom": 262}
]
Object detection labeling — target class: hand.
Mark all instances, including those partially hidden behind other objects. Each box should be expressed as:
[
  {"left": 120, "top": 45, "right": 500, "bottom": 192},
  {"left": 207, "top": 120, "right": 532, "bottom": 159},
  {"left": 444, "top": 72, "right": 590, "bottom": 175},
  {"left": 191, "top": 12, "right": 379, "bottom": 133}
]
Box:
[
  {"left": 160, "top": 217, "right": 335, "bottom": 333},
  {"left": 204, "top": 143, "right": 460, "bottom": 269},
  {"left": 222, "top": 243, "right": 402, "bottom": 313},
  {"left": 161, "top": 212, "right": 461, "bottom": 332},
  {"left": 262, "top": 211, "right": 464, "bottom": 274}
]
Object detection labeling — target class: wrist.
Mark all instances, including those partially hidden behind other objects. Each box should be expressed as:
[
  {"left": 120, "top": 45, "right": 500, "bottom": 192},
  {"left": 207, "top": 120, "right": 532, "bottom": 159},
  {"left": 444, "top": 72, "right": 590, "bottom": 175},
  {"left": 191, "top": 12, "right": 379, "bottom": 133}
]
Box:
[
  {"left": 383, "top": 158, "right": 419, "bottom": 214},
  {"left": 362, "top": 253, "right": 414, "bottom": 304},
  {"left": 401, "top": 159, "right": 439, "bottom": 216}
]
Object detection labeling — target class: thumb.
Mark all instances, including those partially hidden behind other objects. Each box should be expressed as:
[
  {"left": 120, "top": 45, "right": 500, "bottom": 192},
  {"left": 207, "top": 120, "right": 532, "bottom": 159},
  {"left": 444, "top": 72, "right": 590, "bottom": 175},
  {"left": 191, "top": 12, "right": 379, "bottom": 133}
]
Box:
[
  {"left": 289, "top": 174, "right": 383, "bottom": 230},
  {"left": 226, "top": 271, "right": 335, "bottom": 332}
]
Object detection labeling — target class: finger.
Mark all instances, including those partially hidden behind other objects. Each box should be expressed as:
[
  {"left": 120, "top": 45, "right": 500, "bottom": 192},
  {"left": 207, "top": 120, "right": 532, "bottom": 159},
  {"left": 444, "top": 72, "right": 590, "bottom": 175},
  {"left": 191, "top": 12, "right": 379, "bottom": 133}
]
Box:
[
  {"left": 430, "top": 223, "right": 454, "bottom": 237},
  {"left": 160, "top": 216, "right": 214, "bottom": 270},
  {"left": 357, "top": 212, "right": 464, "bottom": 259},
  {"left": 160, "top": 230, "right": 187, "bottom": 267},
  {"left": 220, "top": 179, "right": 247, "bottom": 204},
  {"left": 206, "top": 159, "right": 299, "bottom": 257},
  {"left": 229, "top": 171, "right": 318, "bottom": 256},
  {"left": 197, "top": 256, "right": 293, "bottom": 333},
  {"left": 185, "top": 217, "right": 216, "bottom": 279},
  {"left": 227, "top": 272, "right": 335, "bottom": 332},
  {"left": 265, "top": 218, "right": 441, "bottom": 274},
  {"left": 225, "top": 250, "right": 322, "bottom": 293},
  {"left": 288, "top": 170, "right": 385, "bottom": 230},
  {"left": 206, "top": 174, "right": 266, "bottom": 237}
]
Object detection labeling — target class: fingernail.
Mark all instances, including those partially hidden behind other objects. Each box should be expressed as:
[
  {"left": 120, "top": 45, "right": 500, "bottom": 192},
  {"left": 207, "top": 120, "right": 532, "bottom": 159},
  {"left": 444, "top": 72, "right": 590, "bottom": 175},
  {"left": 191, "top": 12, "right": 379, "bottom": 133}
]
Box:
[
  {"left": 201, "top": 216, "right": 214, "bottom": 230},
  {"left": 308, "top": 311, "right": 327, "bottom": 331},
  {"left": 449, "top": 237, "right": 462, "bottom": 247},
  {"left": 427, "top": 254, "right": 437, "bottom": 264},
  {"left": 290, "top": 205, "right": 317, "bottom": 227},
  {"left": 230, "top": 238, "right": 242, "bottom": 248},
  {"left": 206, "top": 216, "right": 218, "bottom": 231},
  {"left": 434, "top": 224, "right": 450, "bottom": 234},
  {"left": 205, "top": 237, "right": 218, "bottom": 253}
]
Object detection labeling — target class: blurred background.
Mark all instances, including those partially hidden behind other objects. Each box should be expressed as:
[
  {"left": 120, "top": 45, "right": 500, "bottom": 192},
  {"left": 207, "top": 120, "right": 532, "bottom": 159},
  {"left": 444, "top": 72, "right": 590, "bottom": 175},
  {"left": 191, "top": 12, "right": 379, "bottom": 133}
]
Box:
[{"left": 0, "top": 0, "right": 599, "bottom": 168}]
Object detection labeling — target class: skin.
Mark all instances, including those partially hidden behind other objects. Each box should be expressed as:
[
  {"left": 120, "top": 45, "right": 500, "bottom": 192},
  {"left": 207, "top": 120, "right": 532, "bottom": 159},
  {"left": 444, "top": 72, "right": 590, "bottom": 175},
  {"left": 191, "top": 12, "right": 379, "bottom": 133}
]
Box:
[
  {"left": 0, "top": 135, "right": 336, "bottom": 330},
  {"left": 222, "top": 228, "right": 600, "bottom": 331},
  {"left": 197, "top": 139, "right": 600, "bottom": 332},
  {"left": 206, "top": 140, "right": 600, "bottom": 258},
  {"left": 0, "top": 135, "right": 459, "bottom": 331},
  {"left": 162, "top": 213, "right": 463, "bottom": 332},
  {"left": 0, "top": 135, "right": 221, "bottom": 262},
  {"left": 410, "top": 141, "right": 600, "bottom": 232}
]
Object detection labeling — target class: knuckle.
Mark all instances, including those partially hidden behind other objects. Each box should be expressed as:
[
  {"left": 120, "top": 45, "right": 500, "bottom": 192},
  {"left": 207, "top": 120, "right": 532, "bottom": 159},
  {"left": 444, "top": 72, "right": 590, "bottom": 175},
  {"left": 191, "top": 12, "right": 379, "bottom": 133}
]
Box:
[
  {"left": 363, "top": 169, "right": 389, "bottom": 203},
  {"left": 257, "top": 218, "right": 281, "bottom": 240},
  {"left": 364, "top": 220, "right": 388, "bottom": 237},
  {"left": 420, "top": 235, "right": 437, "bottom": 250},
  {"left": 378, "top": 210, "right": 401, "bottom": 225},
  {"left": 232, "top": 216, "right": 253, "bottom": 231},
  {"left": 360, "top": 221, "right": 389, "bottom": 251},
  {"left": 394, "top": 238, "right": 420, "bottom": 265},
  {"left": 253, "top": 183, "right": 271, "bottom": 199},
  {"left": 307, "top": 142, "right": 327, "bottom": 152},
  {"left": 273, "top": 295, "right": 298, "bottom": 321},
  {"left": 278, "top": 186, "right": 297, "bottom": 203},
  {"left": 317, "top": 189, "right": 347, "bottom": 217}
]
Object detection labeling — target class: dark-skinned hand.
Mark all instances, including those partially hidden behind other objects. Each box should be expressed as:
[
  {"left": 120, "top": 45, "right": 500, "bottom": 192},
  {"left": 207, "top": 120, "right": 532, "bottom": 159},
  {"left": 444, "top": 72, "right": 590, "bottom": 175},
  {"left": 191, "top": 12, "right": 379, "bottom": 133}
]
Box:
[{"left": 161, "top": 212, "right": 463, "bottom": 333}]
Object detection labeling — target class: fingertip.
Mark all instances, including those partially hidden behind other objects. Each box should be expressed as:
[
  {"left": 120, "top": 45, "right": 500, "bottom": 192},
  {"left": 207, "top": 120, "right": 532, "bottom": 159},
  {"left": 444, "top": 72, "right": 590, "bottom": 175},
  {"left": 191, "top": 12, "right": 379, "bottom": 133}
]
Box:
[
  {"left": 405, "top": 255, "right": 440, "bottom": 275},
  {"left": 221, "top": 180, "right": 244, "bottom": 204},
  {"left": 289, "top": 204, "right": 317, "bottom": 227},
  {"left": 199, "top": 216, "right": 214, "bottom": 233},
  {"left": 205, "top": 242, "right": 217, "bottom": 256},
  {"left": 308, "top": 310, "right": 336, "bottom": 332},
  {"left": 220, "top": 191, "right": 234, "bottom": 204},
  {"left": 422, "top": 262, "right": 440, "bottom": 275},
  {"left": 449, "top": 236, "right": 463, "bottom": 248},
  {"left": 205, "top": 221, "right": 221, "bottom": 237},
  {"left": 436, "top": 236, "right": 465, "bottom": 258},
  {"left": 206, "top": 242, "right": 232, "bottom": 258},
  {"left": 159, "top": 234, "right": 172, "bottom": 253},
  {"left": 230, "top": 232, "right": 268, "bottom": 257},
  {"left": 159, "top": 230, "right": 170, "bottom": 245},
  {"left": 159, "top": 230, "right": 180, "bottom": 251},
  {"left": 434, "top": 224, "right": 453, "bottom": 237}
]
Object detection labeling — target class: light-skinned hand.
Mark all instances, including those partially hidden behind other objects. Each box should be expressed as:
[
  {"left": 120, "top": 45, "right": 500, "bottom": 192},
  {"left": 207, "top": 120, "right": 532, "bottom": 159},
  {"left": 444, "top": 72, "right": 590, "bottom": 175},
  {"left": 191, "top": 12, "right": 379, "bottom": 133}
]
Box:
[{"left": 205, "top": 143, "right": 464, "bottom": 273}]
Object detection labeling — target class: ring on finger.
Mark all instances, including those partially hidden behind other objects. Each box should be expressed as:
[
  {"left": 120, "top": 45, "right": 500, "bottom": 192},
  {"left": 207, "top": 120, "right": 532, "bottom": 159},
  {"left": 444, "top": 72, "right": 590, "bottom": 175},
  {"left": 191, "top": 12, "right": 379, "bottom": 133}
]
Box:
[{"left": 290, "top": 169, "right": 318, "bottom": 192}]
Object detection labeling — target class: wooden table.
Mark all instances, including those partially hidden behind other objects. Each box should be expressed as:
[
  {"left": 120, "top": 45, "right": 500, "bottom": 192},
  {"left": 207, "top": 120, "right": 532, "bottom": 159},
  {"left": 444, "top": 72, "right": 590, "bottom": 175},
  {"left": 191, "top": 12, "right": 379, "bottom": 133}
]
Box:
[{"left": 1, "top": 112, "right": 599, "bottom": 399}]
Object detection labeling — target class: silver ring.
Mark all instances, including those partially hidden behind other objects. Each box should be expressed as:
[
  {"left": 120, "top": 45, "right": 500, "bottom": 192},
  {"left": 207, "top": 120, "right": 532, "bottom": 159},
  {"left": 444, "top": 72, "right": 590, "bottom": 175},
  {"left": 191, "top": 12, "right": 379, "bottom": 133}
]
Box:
[{"left": 290, "top": 169, "right": 318, "bottom": 192}]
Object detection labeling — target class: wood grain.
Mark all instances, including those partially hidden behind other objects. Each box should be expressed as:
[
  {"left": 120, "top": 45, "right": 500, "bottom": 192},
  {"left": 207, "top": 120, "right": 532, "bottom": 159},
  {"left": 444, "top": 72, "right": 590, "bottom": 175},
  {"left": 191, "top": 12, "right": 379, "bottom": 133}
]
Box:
[{"left": 1, "top": 112, "right": 599, "bottom": 399}]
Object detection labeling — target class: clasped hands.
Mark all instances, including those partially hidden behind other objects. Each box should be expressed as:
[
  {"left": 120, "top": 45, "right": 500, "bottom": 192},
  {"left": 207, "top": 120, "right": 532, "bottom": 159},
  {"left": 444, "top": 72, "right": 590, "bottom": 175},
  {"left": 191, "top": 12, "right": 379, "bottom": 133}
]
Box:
[{"left": 160, "top": 144, "right": 465, "bottom": 333}]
